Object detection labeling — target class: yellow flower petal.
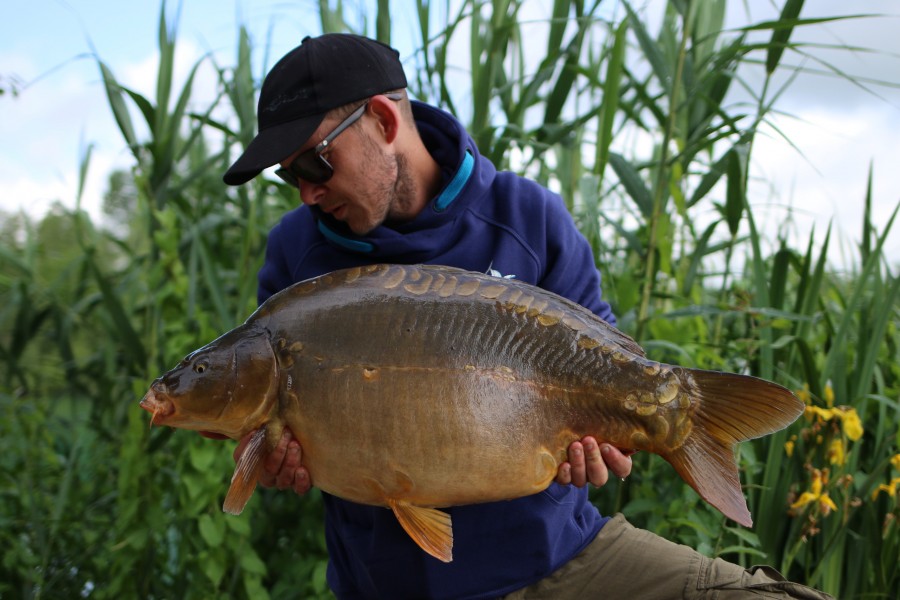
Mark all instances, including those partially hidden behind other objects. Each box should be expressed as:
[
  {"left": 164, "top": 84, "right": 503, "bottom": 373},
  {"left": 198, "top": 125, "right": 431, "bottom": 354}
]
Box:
[
  {"left": 819, "top": 494, "right": 837, "bottom": 515},
  {"left": 791, "top": 491, "right": 818, "bottom": 509},
  {"left": 870, "top": 478, "right": 900, "bottom": 500},
  {"left": 811, "top": 470, "right": 824, "bottom": 495},
  {"left": 890, "top": 453, "right": 900, "bottom": 472},
  {"left": 838, "top": 408, "right": 864, "bottom": 441},
  {"left": 872, "top": 483, "right": 895, "bottom": 501},
  {"left": 805, "top": 406, "right": 836, "bottom": 422},
  {"left": 824, "top": 383, "right": 835, "bottom": 408},
  {"left": 827, "top": 439, "right": 845, "bottom": 466},
  {"left": 785, "top": 440, "right": 795, "bottom": 458}
]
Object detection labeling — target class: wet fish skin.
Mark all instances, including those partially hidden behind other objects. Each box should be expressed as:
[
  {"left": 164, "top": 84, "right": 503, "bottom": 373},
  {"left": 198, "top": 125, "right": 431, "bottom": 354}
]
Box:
[{"left": 140, "top": 264, "right": 804, "bottom": 563}]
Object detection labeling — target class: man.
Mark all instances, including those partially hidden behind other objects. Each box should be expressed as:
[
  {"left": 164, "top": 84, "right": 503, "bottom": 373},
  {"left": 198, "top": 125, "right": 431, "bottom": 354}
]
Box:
[{"left": 222, "top": 33, "right": 831, "bottom": 600}]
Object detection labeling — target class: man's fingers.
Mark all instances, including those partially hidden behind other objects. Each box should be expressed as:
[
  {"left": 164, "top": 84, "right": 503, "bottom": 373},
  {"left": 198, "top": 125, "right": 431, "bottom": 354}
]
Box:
[
  {"left": 556, "top": 438, "right": 635, "bottom": 488},
  {"left": 562, "top": 439, "right": 606, "bottom": 487},
  {"left": 292, "top": 467, "right": 312, "bottom": 495},
  {"left": 233, "top": 429, "right": 287, "bottom": 489},
  {"left": 555, "top": 461, "right": 573, "bottom": 486},
  {"left": 263, "top": 429, "right": 291, "bottom": 474},
  {"left": 581, "top": 438, "right": 609, "bottom": 487},
  {"left": 275, "top": 439, "right": 302, "bottom": 489},
  {"left": 600, "top": 443, "right": 634, "bottom": 481},
  {"left": 232, "top": 429, "right": 311, "bottom": 494},
  {"left": 570, "top": 441, "right": 587, "bottom": 487}
]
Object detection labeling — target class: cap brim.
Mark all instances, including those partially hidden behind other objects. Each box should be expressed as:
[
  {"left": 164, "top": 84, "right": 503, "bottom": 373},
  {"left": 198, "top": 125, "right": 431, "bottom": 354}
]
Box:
[{"left": 223, "top": 114, "right": 326, "bottom": 186}]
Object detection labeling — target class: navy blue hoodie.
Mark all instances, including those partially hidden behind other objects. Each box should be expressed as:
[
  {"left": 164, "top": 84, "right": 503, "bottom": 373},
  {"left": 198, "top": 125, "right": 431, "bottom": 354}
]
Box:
[{"left": 258, "top": 101, "right": 615, "bottom": 599}]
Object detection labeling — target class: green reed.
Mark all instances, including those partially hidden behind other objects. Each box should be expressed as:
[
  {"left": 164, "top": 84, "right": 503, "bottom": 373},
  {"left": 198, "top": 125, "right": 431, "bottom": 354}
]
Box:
[{"left": 1, "top": 1, "right": 897, "bottom": 598}]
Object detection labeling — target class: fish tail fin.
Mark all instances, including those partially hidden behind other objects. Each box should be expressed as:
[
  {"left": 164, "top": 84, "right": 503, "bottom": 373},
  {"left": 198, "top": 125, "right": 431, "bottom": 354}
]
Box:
[
  {"left": 662, "top": 370, "right": 803, "bottom": 527},
  {"left": 223, "top": 427, "right": 268, "bottom": 515}
]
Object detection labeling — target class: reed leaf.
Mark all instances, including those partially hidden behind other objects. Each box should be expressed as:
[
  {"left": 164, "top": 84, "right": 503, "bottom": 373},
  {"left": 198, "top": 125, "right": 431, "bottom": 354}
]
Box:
[
  {"left": 766, "top": 0, "right": 804, "bottom": 74},
  {"left": 594, "top": 20, "right": 628, "bottom": 182},
  {"left": 623, "top": 0, "right": 672, "bottom": 95},
  {"left": 723, "top": 147, "right": 745, "bottom": 237},
  {"left": 96, "top": 61, "right": 140, "bottom": 154},
  {"left": 375, "top": 0, "right": 391, "bottom": 44},
  {"left": 85, "top": 257, "right": 146, "bottom": 370}
]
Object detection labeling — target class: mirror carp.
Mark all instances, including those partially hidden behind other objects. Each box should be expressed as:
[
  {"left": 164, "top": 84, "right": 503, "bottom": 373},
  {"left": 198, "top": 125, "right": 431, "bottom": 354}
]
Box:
[{"left": 140, "top": 264, "right": 804, "bottom": 563}]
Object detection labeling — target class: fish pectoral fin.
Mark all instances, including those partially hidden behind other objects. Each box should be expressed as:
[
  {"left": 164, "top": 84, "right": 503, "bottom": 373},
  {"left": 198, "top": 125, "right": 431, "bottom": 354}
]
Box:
[
  {"left": 223, "top": 427, "right": 268, "bottom": 515},
  {"left": 388, "top": 500, "right": 454, "bottom": 563}
]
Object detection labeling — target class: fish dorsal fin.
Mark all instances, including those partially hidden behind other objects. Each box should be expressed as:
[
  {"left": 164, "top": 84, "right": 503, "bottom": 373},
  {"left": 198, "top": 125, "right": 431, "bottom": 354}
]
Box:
[
  {"left": 223, "top": 427, "right": 268, "bottom": 515},
  {"left": 388, "top": 500, "right": 454, "bottom": 563}
]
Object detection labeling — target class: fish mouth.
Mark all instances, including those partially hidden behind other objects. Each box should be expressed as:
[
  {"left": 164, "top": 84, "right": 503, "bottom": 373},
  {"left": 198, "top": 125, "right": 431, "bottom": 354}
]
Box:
[{"left": 140, "top": 388, "right": 174, "bottom": 425}]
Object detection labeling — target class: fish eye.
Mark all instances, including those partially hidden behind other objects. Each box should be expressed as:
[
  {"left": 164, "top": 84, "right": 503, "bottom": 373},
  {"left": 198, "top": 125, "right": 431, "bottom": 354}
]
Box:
[{"left": 193, "top": 360, "right": 209, "bottom": 374}]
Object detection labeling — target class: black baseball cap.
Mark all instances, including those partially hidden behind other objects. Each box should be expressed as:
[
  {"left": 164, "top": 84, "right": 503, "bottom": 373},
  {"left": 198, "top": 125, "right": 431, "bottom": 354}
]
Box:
[{"left": 223, "top": 33, "right": 408, "bottom": 186}]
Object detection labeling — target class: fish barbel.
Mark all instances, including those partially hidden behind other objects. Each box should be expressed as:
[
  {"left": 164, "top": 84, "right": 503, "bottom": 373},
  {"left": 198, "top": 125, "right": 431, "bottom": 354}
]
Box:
[{"left": 140, "top": 264, "right": 803, "bottom": 562}]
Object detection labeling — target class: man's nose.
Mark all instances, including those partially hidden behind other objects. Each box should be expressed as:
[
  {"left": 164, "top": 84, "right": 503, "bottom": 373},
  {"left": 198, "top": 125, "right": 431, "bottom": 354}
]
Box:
[{"left": 298, "top": 180, "right": 326, "bottom": 206}]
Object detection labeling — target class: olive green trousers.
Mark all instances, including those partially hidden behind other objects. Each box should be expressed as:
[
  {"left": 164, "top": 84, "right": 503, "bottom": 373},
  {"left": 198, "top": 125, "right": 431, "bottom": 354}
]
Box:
[{"left": 502, "top": 514, "right": 833, "bottom": 600}]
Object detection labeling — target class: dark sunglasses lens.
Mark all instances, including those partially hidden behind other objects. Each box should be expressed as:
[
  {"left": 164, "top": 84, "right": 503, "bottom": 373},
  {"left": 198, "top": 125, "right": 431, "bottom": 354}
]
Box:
[
  {"left": 274, "top": 168, "right": 299, "bottom": 187},
  {"left": 291, "top": 151, "right": 333, "bottom": 184}
]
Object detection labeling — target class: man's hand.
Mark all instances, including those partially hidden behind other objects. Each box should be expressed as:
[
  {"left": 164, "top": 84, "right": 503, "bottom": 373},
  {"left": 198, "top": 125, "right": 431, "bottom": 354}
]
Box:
[
  {"left": 555, "top": 436, "right": 634, "bottom": 487},
  {"left": 233, "top": 429, "right": 312, "bottom": 496}
]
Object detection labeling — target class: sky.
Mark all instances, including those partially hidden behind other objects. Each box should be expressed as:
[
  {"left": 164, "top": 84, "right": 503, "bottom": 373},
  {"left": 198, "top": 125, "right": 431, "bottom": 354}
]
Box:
[{"left": 2, "top": 0, "right": 899, "bottom": 269}]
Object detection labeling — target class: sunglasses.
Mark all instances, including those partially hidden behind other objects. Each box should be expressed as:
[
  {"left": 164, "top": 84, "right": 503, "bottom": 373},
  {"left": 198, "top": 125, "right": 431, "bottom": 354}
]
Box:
[{"left": 275, "top": 93, "right": 404, "bottom": 187}]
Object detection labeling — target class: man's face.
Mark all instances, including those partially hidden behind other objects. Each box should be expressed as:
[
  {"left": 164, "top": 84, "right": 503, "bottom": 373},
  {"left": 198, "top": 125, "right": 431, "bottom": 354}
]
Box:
[{"left": 280, "top": 109, "right": 414, "bottom": 235}]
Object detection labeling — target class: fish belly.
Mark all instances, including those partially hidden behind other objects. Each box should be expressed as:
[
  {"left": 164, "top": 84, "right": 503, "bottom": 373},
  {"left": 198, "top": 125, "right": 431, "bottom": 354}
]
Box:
[{"left": 282, "top": 358, "right": 581, "bottom": 507}]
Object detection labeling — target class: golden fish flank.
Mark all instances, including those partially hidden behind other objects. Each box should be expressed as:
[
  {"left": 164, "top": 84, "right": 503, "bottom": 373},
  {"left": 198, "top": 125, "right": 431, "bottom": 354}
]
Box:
[
  {"left": 140, "top": 263, "right": 804, "bottom": 564},
  {"left": 619, "top": 369, "right": 695, "bottom": 449}
]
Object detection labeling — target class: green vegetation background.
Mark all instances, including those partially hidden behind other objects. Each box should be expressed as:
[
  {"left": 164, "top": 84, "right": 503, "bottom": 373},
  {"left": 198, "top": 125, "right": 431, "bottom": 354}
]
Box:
[{"left": 2, "top": 1, "right": 898, "bottom": 598}]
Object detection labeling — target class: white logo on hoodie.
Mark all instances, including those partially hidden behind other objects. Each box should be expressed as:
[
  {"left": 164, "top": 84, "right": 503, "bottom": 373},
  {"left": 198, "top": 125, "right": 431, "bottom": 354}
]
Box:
[{"left": 486, "top": 262, "right": 516, "bottom": 279}]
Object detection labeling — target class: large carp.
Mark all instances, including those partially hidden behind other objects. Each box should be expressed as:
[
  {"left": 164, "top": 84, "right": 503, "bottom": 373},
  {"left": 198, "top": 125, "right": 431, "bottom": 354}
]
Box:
[{"left": 140, "top": 264, "right": 803, "bottom": 562}]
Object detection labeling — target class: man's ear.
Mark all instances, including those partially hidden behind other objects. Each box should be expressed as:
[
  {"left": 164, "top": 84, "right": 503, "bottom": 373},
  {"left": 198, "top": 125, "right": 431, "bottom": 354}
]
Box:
[{"left": 366, "top": 95, "right": 401, "bottom": 144}]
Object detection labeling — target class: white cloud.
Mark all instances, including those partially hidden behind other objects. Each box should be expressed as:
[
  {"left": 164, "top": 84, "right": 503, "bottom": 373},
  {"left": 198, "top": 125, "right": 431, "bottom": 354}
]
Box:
[
  {"left": 747, "top": 102, "right": 900, "bottom": 268},
  {"left": 0, "top": 36, "right": 217, "bottom": 222}
]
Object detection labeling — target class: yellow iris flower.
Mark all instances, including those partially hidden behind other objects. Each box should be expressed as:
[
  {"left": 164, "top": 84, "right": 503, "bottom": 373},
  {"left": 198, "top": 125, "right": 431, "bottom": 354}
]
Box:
[
  {"left": 803, "top": 404, "right": 864, "bottom": 441},
  {"left": 871, "top": 453, "right": 900, "bottom": 500},
  {"left": 791, "top": 468, "right": 838, "bottom": 515},
  {"left": 872, "top": 478, "right": 900, "bottom": 501}
]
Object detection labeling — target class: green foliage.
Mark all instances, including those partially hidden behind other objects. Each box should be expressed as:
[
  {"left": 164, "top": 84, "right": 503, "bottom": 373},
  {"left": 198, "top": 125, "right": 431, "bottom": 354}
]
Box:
[{"left": 1, "top": 1, "right": 898, "bottom": 598}]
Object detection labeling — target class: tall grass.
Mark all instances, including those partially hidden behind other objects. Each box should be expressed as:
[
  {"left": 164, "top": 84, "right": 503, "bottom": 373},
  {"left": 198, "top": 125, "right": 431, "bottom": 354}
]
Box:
[{"left": 1, "top": 1, "right": 898, "bottom": 598}]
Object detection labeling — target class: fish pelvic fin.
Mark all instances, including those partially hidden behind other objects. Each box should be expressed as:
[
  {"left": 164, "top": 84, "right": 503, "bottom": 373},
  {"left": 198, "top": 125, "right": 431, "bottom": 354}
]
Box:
[
  {"left": 664, "top": 369, "right": 804, "bottom": 527},
  {"left": 223, "top": 427, "right": 268, "bottom": 515},
  {"left": 388, "top": 500, "right": 454, "bottom": 563}
]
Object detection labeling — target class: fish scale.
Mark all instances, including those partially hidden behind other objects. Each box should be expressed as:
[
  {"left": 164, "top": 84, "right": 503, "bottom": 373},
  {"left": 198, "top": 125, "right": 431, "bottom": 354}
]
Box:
[{"left": 140, "top": 263, "right": 804, "bottom": 563}]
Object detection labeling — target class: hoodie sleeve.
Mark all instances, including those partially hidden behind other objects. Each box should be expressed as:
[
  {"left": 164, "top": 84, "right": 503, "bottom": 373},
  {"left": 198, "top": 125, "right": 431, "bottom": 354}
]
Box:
[
  {"left": 538, "top": 190, "right": 617, "bottom": 327},
  {"left": 257, "top": 221, "right": 294, "bottom": 306}
]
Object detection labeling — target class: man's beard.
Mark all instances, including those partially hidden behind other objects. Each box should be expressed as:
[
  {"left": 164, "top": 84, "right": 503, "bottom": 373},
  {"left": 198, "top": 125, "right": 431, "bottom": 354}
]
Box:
[{"left": 357, "top": 141, "right": 417, "bottom": 234}]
